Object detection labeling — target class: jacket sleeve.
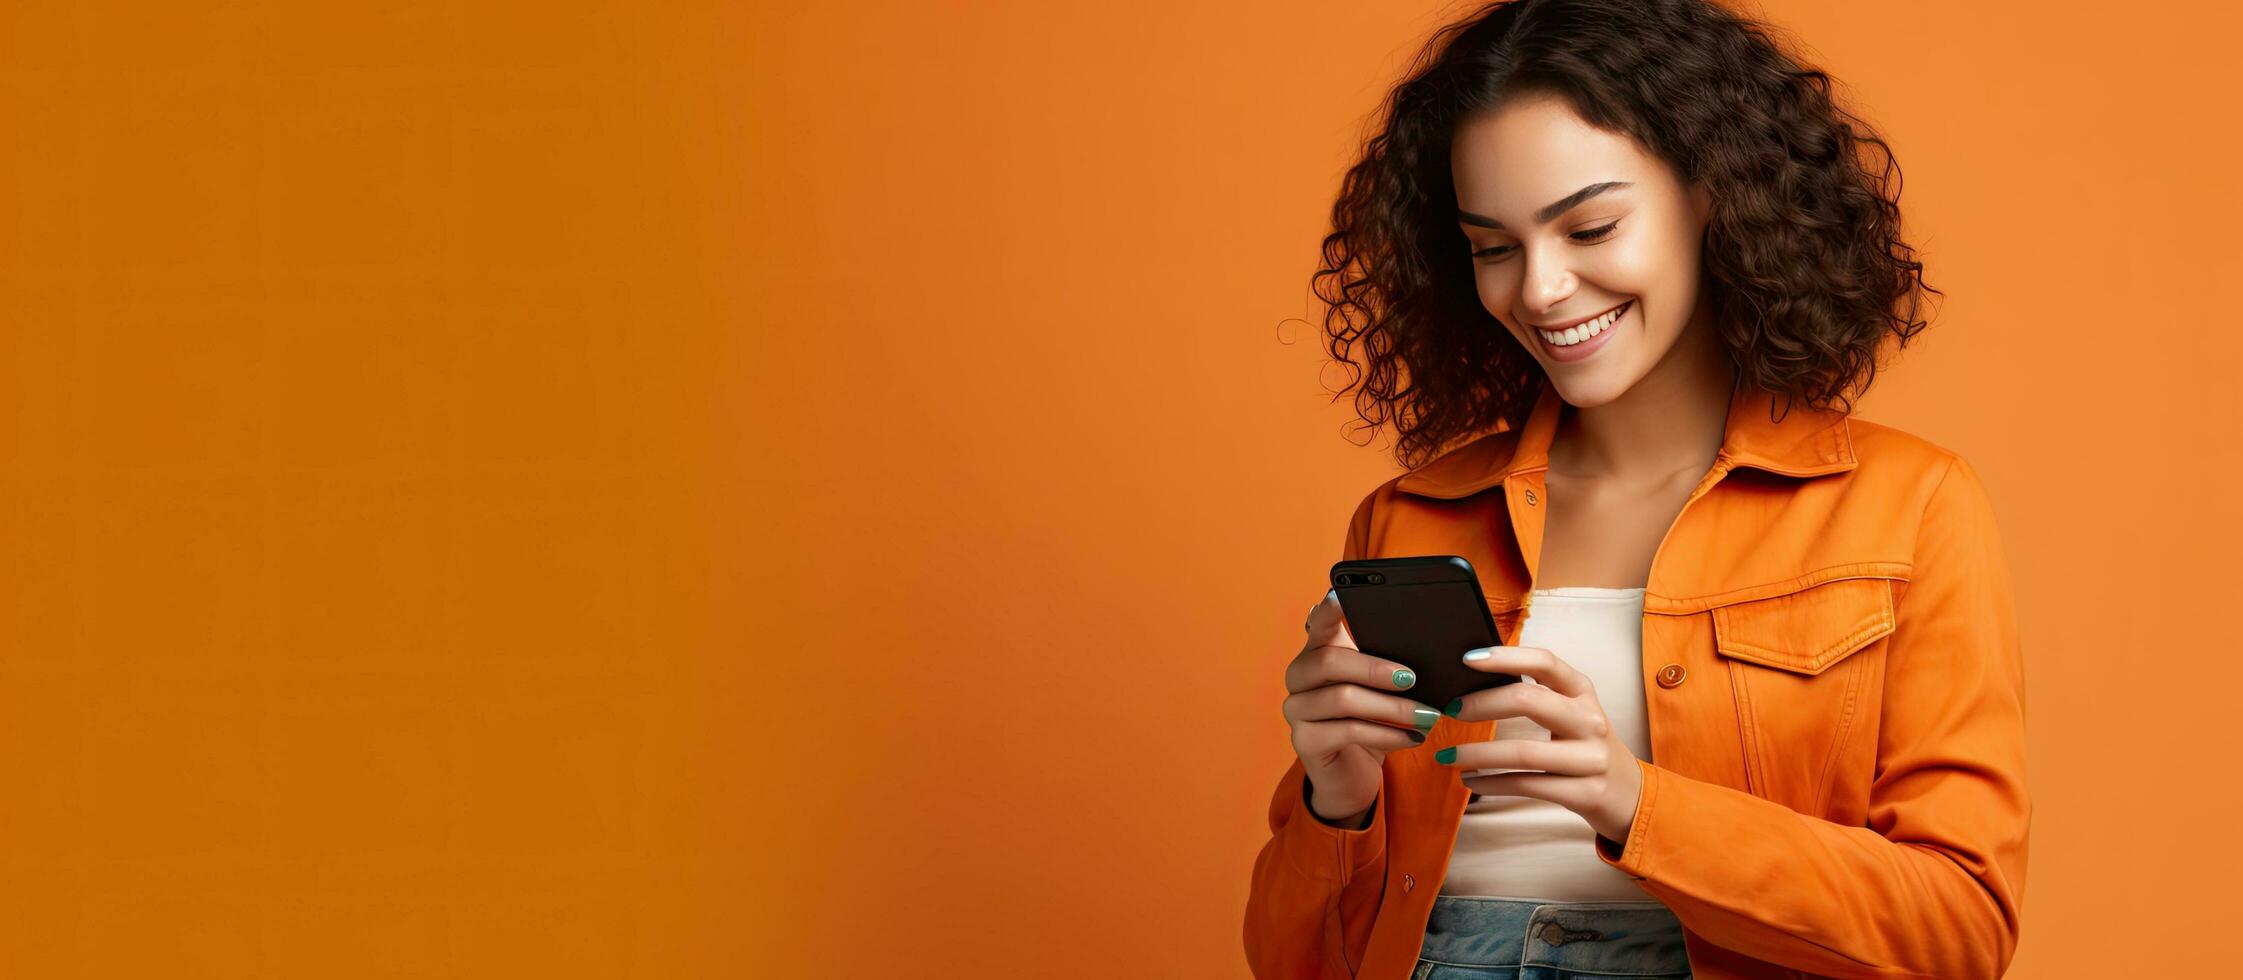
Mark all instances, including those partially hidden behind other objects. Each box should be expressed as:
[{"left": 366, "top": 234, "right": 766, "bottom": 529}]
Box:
[
  {"left": 1244, "top": 489, "right": 1392, "bottom": 979},
  {"left": 1590, "top": 453, "right": 2031, "bottom": 979}
]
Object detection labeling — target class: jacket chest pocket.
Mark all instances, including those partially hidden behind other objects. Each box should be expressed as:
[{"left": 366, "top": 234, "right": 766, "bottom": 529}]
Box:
[{"left": 1709, "top": 576, "right": 1900, "bottom": 810}]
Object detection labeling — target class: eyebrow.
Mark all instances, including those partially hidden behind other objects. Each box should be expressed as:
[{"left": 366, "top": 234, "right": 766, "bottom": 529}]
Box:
[{"left": 1457, "top": 181, "right": 1634, "bottom": 230}]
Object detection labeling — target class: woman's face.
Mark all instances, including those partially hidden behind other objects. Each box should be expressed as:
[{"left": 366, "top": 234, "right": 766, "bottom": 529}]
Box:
[{"left": 1450, "top": 91, "right": 1716, "bottom": 408}]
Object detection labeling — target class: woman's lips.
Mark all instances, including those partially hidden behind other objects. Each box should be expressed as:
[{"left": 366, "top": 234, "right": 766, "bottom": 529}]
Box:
[
  {"left": 1530, "top": 300, "right": 1628, "bottom": 332},
  {"left": 1534, "top": 300, "right": 1629, "bottom": 362}
]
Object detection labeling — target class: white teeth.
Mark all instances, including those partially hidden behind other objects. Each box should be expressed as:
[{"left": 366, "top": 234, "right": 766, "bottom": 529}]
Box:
[{"left": 1539, "top": 303, "right": 1625, "bottom": 347}]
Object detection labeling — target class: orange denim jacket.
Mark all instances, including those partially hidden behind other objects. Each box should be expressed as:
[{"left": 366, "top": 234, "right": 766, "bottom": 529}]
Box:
[{"left": 1245, "top": 376, "right": 2030, "bottom": 980}]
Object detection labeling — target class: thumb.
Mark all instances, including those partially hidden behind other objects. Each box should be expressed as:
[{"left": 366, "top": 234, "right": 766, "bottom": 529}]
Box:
[{"left": 1305, "top": 588, "right": 1357, "bottom": 650}]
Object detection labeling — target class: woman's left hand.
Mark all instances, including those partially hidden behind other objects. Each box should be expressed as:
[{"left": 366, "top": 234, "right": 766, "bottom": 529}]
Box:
[{"left": 1435, "top": 645, "right": 1644, "bottom": 848}]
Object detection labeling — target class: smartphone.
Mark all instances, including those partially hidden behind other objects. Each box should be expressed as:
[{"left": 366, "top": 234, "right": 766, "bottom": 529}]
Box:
[{"left": 1329, "top": 555, "right": 1523, "bottom": 715}]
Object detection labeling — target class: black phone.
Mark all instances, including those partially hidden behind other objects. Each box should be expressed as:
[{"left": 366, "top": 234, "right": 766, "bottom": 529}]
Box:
[{"left": 1329, "top": 555, "right": 1523, "bottom": 714}]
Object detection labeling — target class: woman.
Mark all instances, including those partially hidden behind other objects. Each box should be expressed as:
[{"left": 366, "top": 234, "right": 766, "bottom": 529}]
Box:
[{"left": 1244, "top": 2, "right": 2030, "bottom": 979}]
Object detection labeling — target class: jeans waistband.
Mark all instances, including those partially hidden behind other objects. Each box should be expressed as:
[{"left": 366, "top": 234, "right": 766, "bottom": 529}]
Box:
[{"left": 1417, "top": 895, "right": 1689, "bottom": 973}]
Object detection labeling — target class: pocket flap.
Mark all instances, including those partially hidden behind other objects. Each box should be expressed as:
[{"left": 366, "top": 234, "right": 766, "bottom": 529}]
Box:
[{"left": 1711, "top": 577, "right": 1896, "bottom": 676}]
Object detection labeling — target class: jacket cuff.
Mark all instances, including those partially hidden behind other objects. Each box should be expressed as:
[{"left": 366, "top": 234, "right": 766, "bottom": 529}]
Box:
[
  {"left": 1593, "top": 757, "right": 1659, "bottom": 880},
  {"left": 1281, "top": 770, "right": 1388, "bottom": 883}
]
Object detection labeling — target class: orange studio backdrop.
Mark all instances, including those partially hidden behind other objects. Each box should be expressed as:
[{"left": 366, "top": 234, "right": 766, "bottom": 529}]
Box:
[{"left": 0, "top": 0, "right": 2237, "bottom": 977}]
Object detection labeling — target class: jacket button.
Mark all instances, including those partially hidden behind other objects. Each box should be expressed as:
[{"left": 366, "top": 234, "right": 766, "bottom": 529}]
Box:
[
  {"left": 1657, "top": 663, "right": 1686, "bottom": 688},
  {"left": 1403, "top": 873, "right": 1415, "bottom": 892}
]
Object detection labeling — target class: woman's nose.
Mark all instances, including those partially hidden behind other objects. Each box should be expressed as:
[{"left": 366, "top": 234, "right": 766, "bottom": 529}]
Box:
[{"left": 1518, "top": 250, "right": 1576, "bottom": 314}]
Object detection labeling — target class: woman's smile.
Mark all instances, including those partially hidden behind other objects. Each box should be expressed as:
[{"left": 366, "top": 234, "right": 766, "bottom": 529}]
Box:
[{"left": 1534, "top": 299, "right": 1631, "bottom": 362}]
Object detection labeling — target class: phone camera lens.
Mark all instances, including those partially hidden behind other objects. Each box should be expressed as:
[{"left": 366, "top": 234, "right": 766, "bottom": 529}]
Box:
[{"left": 1369, "top": 573, "right": 1385, "bottom": 584}]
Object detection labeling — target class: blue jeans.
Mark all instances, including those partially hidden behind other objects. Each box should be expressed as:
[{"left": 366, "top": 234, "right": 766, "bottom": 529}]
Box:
[{"left": 1411, "top": 895, "right": 1691, "bottom": 979}]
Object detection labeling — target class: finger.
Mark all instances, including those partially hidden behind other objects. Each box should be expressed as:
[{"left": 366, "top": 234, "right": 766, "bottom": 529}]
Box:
[
  {"left": 1447, "top": 682, "right": 1607, "bottom": 740},
  {"left": 1282, "top": 682, "right": 1442, "bottom": 735},
  {"left": 1459, "top": 770, "right": 1588, "bottom": 809},
  {"left": 1459, "top": 645, "right": 1594, "bottom": 698},
  {"left": 1430, "top": 736, "right": 1604, "bottom": 776},
  {"left": 1304, "top": 588, "right": 1357, "bottom": 651},
  {"left": 1295, "top": 717, "right": 1427, "bottom": 756},
  {"left": 1289, "top": 589, "right": 1413, "bottom": 695},
  {"left": 1285, "top": 638, "right": 1418, "bottom": 696}
]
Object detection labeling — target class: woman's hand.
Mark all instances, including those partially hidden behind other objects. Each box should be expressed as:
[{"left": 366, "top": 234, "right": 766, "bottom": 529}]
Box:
[
  {"left": 1435, "top": 646, "right": 1645, "bottom": 847},
  {"left": 1280, "top": 590, "right": 1442, "bottom": 826}
]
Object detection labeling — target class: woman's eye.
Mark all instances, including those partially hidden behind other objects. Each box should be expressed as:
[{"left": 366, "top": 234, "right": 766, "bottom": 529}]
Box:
[
  {"left": 1571, "top": 221, "right": 1620, "bottom": 244},
  {"left": 1470, "top": 221, "right": 1620, "bottom": 260}
]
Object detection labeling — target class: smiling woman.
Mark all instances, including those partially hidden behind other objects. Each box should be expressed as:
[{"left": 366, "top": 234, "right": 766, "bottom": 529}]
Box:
[
  {"left": 1448, "top": 92, "right": 1728, "bottom": 396},
  {"left": 1250, "top": 2, "right": 2026, "bottom": 980},
  {"left": 1309, "top": 0, "right": 1935, "bottom": 472}
]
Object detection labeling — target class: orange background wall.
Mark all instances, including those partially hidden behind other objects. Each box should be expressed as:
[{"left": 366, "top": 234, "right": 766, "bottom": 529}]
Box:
[{"left": 0, "top": 1, "right": 2235, "bottom": 976}]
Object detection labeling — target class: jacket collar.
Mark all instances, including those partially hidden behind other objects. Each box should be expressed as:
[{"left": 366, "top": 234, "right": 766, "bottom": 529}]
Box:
[{"left": 1393, "top": 374, "right": 1857, "bottom": 499}]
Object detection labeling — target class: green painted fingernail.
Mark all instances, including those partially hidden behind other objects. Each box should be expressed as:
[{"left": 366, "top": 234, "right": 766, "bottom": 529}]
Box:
[
  {"left": 1443, "top": 697, "right": 1463, "bottom": 717},
  {"left": 1392, "top": 667, "right": 1416, "bottom": 689},
  {"left": 1412, "top": 706, "right": 1439, "bottom": 732},
  {"left": 1463, "top": 648, "right": 1493, "bottom": 662},
  {"left": 1434, "top": 747, "right": 1456, "bottom": 764}
]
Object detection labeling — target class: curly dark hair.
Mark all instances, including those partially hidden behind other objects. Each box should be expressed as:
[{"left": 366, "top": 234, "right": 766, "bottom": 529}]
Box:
[{"left": 1314, "top": 0, "right": 1938, "bottom": 469}]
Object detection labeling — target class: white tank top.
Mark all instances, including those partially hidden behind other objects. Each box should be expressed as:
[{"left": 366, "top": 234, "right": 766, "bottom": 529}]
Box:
[{"left": 1438, "top": 586, "right": 1665, "bottom": 903}]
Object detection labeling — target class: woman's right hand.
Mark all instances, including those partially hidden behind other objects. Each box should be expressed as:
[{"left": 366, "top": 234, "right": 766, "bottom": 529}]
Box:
[{"left": 1282, "top": 589, "right": 1441, "bottom": 826}]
